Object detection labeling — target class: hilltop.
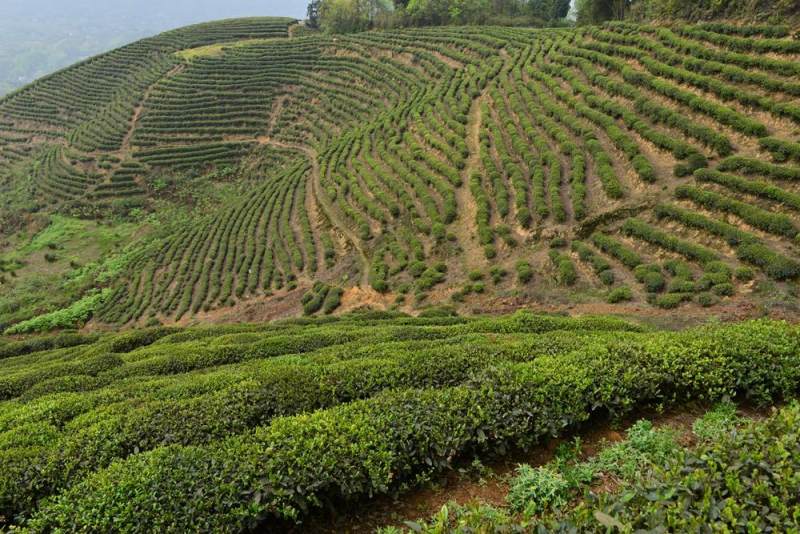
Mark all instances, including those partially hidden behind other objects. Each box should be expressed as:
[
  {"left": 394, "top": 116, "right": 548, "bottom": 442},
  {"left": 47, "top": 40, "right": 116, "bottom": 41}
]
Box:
[{"left": 2, "top": 18, "right": 800, "bottom": 332}]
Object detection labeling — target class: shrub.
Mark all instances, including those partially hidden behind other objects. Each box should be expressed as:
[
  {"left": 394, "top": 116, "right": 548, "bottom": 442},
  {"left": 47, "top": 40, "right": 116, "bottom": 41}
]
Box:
[
  {"left": 712, "top": 283, "right": 734, "bottom": 297},
  {"left": 677, "top": 184, "right": 798, "bottom": 239},
  {"left": 734, "top": 267, "right": 754, "bottom": 282},
  {"left": 736, "top": 243, "right": 800, "bottom": 280},
  {"left": 692, "top": 402, "right": 740, "bottom": 442},
  {"left": 549, "top": 250, "right": 577, "bottom": 286},
  {"left": 622, "top": 218, "right": 718, "bottom": 265},
  {"left": 302, "top": 284, "right": 330, "bottom": 315},
  {"left": 507, "top": 465, "right": 570, "bottom": 517},
  {"left": 322, "top": 287, "right": 344, "bottom": 315},
  {"left": 572, "top": 241, "right": 614, "bottom": 284},
  {"left": 557, "top": 403, "right": 800, "bottom": 531},
  {"left": 655, "top": 293, "right": 691, "bottom": 309},
  {"left": 607, "top": 286, "right": 633, "bottom": 303},
  {"left": 591, "top": 233, "right": 642, "bottom": 269},
  {"left": 667, "top": 279, "right": 695, "bottom": 293},
  {"left": 490, "top": 267, "right": 507, "bottom": 285},
  {"left": 697, "top": 292, "right": 719, "bottom": 307},
  {"left": 663, "top": 259, "right": 693, "bottom": 279},
  {"left": 416, "top": 267, "right": 447, "bottom": 292},
  {"left": 717, "top": 156, "right": 800, "bottom": 181},
  {"left": 704, "top": 261, "right": 732, "bottom": 276},
  {"left": 516, "top": 261, "right": 533, "bottom": 284},
  {"left": 5, "top": 289, "right": 112, "bottom": 334},
  {"left": 598, "top": 269, "right": 615, "bottom": 286},
  {"left": 589, "top": 420, "right": 678, "bottom": 480},
  {"left": 697, "top": 272, "right": 730, "bottom": 291},
  {"left": 468, "top": 271, "right": 483, "bottom": 282},
  {"left": 635, "top": 264, "right": 665, "bottom": 293},
  {"left": 759, "top": 137, "right": 800, "bottom": 163}
]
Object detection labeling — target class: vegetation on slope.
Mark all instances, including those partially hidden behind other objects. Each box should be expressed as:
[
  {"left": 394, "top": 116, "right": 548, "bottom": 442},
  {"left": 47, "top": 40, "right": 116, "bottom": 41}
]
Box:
[
  {"left": 2, "top": 18, "right": 800, "bottom": 330},
  {"left": 311, "top": 0, "right": 571, "bottom": 33},
  {"left": 0, "top": 311, "right": 797, "bottom": 530}
]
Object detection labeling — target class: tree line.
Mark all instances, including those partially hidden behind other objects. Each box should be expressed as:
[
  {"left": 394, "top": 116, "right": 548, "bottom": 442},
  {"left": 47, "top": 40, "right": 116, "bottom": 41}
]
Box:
[
  {"left": 307, "top": 0, "right": 572, "bottom": 33},
  {"left": 308, "top": 0, "right": 799, "bottom": 33}
]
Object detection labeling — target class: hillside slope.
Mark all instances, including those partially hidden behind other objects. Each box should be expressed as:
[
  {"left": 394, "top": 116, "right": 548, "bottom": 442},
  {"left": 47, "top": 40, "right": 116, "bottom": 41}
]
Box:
[{"left": 2, "top": 19, "right": 800, "bottom": 329}]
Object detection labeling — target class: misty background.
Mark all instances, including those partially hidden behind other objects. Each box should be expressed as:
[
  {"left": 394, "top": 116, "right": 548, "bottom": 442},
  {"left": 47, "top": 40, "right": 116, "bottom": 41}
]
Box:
[{"left": 0, "top": 0, "right": 307, "bottom": 96}]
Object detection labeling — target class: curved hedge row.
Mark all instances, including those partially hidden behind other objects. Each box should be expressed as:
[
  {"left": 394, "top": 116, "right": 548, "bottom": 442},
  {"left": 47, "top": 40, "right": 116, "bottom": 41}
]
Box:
[{"left": 22, "top": 319, "right": 800, "bottom": 531}]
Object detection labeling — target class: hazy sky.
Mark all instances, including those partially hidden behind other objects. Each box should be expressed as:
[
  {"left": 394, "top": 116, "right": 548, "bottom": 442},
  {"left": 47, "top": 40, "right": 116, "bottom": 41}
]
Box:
[{"left": 0, "top": 1, "right": 308, "bottom": 22}]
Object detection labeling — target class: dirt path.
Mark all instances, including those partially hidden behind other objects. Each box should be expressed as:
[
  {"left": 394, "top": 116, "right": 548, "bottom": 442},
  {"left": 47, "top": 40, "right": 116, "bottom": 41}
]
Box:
[
  {"left": 120, "top": 64, "right": 184, "bottom": 154},
  {"left": 304, "top": 169, "right": 327, "bottom": 274},
  {"left": 453, "top": 95, "right": 486, "bottom": 273},
  {"left": 264, "top": 139, "right": 370, "bottom": 287},
  {"left": 265, "top": 93, "right": 291, "bottom": 139}
]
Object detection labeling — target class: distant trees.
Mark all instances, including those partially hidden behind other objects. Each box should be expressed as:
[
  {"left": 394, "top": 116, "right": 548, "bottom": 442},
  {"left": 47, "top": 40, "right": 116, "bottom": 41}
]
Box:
[
  {"left": 531, "top": 0, "right": 572, "bottom": 21},
  {"left": 307, "top": 0, "right": 321, "bottom": 28},
  {"left": 310, "top": 0, "right": 571, "bottom": 32},
  {"left": 576, "top": 0, "right": 800, "bottom": 24},
  {"left": 575, "top": 0, "right": 631, "bottom": 25},
  {"left": 404, "top": 0, "right": 491, "bottom": 26},
  {"left": 317, "top": 0, "right": 393, "bottom": 33}
]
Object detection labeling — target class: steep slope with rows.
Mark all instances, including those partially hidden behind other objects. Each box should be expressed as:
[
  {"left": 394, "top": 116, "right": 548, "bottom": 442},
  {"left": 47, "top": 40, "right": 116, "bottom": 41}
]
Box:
[{"left": 2, "top": 19, "right": 800, "bottom": 329}]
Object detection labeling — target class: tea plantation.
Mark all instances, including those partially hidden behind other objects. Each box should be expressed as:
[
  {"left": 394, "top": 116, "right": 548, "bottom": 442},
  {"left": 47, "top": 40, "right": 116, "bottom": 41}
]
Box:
[
  {"left": 0, "top": 311, "right": 798, "bottom": 530},
  {"left": 2, "top": 19, "right": 800, "bottom": 329}
]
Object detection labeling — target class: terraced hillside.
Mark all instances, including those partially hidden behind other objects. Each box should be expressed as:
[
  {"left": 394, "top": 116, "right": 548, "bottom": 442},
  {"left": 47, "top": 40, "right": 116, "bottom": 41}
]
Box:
[
  {"left": 0, "top": 312, "right": 798, "bottom": 531},
  {"left": 2, "top": 19, "right": 800, "bottom": 329}
]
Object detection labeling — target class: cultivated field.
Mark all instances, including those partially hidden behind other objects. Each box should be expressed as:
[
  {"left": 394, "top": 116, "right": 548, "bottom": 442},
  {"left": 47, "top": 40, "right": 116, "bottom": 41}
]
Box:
[
  {"left": 0, "top": 311, "right": 798, "bottom": 530},
  {"left": 1, "top": 20, "right": 800, "bottom": 328}
]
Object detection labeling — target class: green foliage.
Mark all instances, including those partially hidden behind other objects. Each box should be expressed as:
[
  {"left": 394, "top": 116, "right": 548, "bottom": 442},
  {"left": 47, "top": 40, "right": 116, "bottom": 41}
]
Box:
[
  {"left": 734, "top": 266, "right": 754, "bottom": 282},
  {"left": 589, "top": 420, "right": 678, "bottom": 480},
  {"left": 623, "top": 218, "right": 718, "bottom": 266},
  {"left": 4, "top": 314, "right": 799, "bottom": 531},
  {"left": 549, "top": 250, "right": 577, "bottom": 286},
  {"left": 692, "top": 401, "right": 740, "bottom": 442},
  {"left": 302, "top": 283, "right": 343, "bottom": 315},
  {"left": 634, "top": 264, "right": 665, "bottom": 293},
  {"left": 4, "top": 289, "right": 111, "bottom": 334},
  {"left": 736, "top": 243, "right": 800, "bottom": 281},
  {"left": 697, "top": 291, "right": 719, "bottom": 307},
  {"left": 507, "top": 465, "right": 571, "bottom": 517},
  {"left": 490, "top": 267, "right": 508, "bottom": 285},
  {"left": 388, "top": 403, "right": 800, "bottom": 532},
  {"left": 559, "top": 402, "right": 800, "bottom": 531},
  {"left": 591, "top": 234, "right": 642, "bottom": 270},
  {"left": 572, "top": 240, "right": 614, "bottom": 285},
  {"left": 322, "top": 286, "right": 344, "bottom": 314},
  {"left": 516, "top": 261, "right": 534, "bottom": 284},
  {"left": 319, "top": 0, "right": 391, "bottom": 33},
  {"left": 676, "top": 184, "right": 798, "bottom": 239},
  {"left": 607, "top": 286, "right": 633, "bottom": 303},
  {"left": 654, "top": 292, "right": 691, "bottom": 309}
]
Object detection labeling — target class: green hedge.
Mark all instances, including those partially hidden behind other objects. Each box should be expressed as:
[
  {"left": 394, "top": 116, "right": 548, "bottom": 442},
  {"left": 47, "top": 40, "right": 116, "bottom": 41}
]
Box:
[
  {"left": 622, "top": 218, "right": 718, "bottom": 265},
  {"left": 591, "top": 233, "right": 643, "bottom": 270},
  {"left": 736, "top": 243, "right": 800, "bottom": 280},
  {"left": 27, "top": 320, "right": 800, "bottom": 531},
  {"left": 717, "top": 156, "right": 800, "bottom": 181},
  {"left": 760, "top": 137, "right": 800, "bottom": 163}
]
